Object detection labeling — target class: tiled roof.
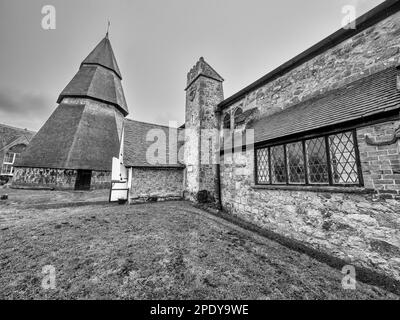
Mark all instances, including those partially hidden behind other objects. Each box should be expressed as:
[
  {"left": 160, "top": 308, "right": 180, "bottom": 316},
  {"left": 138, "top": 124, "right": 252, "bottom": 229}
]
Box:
[
  {"left": 123, "top": 119, "right": 184, "bottom": 168},
  {"left": 57, "top": 37, "right": 128, "bottom": 116},
  {"left": 252, "top": 67, "right": 400, "bottom": 143},
  {"left": 0, "top": 123, "right": 36, "bottom": 151},
  {"left": 15, "top": 103, "right": 121, "bottom": 171}
]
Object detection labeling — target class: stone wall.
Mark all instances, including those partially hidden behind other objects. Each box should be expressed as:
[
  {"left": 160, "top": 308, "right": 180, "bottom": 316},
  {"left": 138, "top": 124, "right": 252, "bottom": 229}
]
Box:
[
  {"left": 217, "top": 8, "right": 400, "bottom": 281},
  {"left": 91, "top": 171, "right": 112, "bottom": 190},
  {"left": 12, "top": 167, "right": 111, "bottom": 190},
  {"left": 130, "top": 167, "right": 184, "bottom": 202},
  {"left": 220, "top": 118, "right": 400, "bottom": 281},
  {"left": 184, "top": 57, "right": 224, "bottom": 203}
]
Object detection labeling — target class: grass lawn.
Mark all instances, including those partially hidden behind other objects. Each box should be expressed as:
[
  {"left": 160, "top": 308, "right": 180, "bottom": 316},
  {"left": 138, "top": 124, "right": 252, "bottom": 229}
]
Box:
[{"left": 0, "top": 189, "right": 398, "bottom": 299}]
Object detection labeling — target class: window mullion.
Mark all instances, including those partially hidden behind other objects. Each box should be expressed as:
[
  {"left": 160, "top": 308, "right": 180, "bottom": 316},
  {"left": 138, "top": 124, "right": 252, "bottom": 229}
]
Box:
[
  {"left": 303, "top": 140, "right": 309, "bottom": 185},
  {"left": 268, "top": 147, "right": 272, "bottom": 185},
  {"left": 325, "top": 135, "right": 333, "bottom": 186},
  {"left": 284, "top": 144, "right": 289, "bottom": 185}
]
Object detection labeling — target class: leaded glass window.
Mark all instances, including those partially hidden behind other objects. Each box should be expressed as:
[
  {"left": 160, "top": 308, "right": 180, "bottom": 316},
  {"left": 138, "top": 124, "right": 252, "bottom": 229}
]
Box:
[
  {"left": 306, "top": 137, "right": 329, "bottom": 184},
  {"left": 271, "top": 145, "right": 286, "bottom": 184},
  {"left": 255, "top": 130, "right": 362, "bottom": 187},
  {"left": 287, "top": 142, "right": 305, "bottom": 184},
  {"left": 329, "top": 132, "right": 359, "bottom": 184}
]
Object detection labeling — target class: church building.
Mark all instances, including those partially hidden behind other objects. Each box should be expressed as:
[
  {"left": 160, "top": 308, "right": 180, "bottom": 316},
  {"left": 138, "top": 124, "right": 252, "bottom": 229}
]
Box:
[
  {"left": 12, "top": 0, "right": 400, "bottom": 283},
  {"left": 13, "top": 34, "right": 127, "bottom": 190}
]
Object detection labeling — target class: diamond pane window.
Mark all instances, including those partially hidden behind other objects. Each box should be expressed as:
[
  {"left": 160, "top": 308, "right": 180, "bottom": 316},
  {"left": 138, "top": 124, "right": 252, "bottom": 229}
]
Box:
[
  {"left": 287, "top": 142, "right": 305, "bottom": 184},
  {"left": 256, "top": 147, "right": 270, "bottom": 184},
  {"left": 329, "top": 132, "right": 359, "bottom": 184},
  {"left": 271, "top": 145, "right": 286, "bottom": 184},
  {"left": 306, "top": 137, "right": 329, "bottom": 184},
  {"left": 255, "top": 130, "right": 362, "bottom": 187}
]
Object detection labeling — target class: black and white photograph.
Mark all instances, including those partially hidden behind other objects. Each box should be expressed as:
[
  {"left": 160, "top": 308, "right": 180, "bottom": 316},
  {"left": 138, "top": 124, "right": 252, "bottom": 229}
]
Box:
[{"left": 0, "top": 0, "right": 399, "bottom": 309}]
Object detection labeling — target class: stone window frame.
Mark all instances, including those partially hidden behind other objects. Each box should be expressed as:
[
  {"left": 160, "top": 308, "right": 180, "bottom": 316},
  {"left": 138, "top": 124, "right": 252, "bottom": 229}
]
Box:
[
  {"left": 254, "top": 129, "right": 364, "bottom": 188},
  {"left": 234, "top": 107, "right": 243, "bottom": 129},
  {"left": 223, "top": 113, "right": 231, "bottom": 130}
]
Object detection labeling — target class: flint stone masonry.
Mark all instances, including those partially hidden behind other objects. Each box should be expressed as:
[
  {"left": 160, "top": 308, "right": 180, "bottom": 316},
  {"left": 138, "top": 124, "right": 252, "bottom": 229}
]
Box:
[
  {"left": 220, "top": 149, "right": 400, "bottom": 281},
  {"left": 184, "top": 59, "right": 224, "bottom": 203},
  {"left": 130, "top": 167, "right": 184, "bottom": 201},
  {"left": 12, "top": 167, "right": 111, "bottom": 190}
]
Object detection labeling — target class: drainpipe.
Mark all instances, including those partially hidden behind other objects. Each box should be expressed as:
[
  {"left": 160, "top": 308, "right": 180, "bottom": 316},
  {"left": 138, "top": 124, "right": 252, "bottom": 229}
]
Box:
[{"left": 215, "top": 108, "right": 223, "bottom": 211}]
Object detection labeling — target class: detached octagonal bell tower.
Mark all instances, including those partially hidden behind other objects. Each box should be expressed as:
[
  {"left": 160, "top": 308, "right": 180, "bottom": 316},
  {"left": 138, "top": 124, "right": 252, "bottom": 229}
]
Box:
[
  {"left": 14, "top": 35, "right": 128, "bottom": 190},
  {"left": 184, "top": 57, "right": 224, "bottom": 202}
]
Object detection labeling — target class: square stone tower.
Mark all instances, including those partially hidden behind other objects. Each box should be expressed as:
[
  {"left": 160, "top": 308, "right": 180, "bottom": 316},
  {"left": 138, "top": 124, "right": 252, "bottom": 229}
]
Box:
[{"left": 184, "top": 57, "right": 224, "bottom": 202}]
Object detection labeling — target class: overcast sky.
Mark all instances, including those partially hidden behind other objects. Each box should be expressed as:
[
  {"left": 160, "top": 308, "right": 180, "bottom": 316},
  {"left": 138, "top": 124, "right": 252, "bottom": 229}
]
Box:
[{"left": 0, "top": 0, "right": 385, "bottom": 131}]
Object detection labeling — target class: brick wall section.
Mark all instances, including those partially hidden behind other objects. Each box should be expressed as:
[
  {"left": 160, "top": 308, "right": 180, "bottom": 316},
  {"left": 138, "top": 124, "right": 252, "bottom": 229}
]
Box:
[
  {"left": 358, "top": 120, "right": 400, "bottom": 199},
  {"left": 12, "top": 167, "right": 111, "bottom": 190},
  {"left": 130, "top": 167, "right": 184, "bottom": 201}
]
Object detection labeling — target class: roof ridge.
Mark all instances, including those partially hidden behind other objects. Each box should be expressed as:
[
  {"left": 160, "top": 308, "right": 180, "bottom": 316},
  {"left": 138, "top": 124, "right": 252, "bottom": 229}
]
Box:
[
  {"left": 0, "top": 122, "right": 35, "bottom": 134},
  {"left": 124, "top": 118, "right": 181, "bottom": 130}
]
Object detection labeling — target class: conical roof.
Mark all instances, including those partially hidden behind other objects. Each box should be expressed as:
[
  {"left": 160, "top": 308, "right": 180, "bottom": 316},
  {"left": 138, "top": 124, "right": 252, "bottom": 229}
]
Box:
[
  {"left": 81, "top": 36, "right": 122, "bottom": 79},
  {"left": 57, "top": 36, "right": 128, "bottom": 116}
]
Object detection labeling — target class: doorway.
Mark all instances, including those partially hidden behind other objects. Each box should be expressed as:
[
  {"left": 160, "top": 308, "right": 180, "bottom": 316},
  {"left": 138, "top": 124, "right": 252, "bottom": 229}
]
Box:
[{"left": 75, "top": 170, "right": 92, "bottom": 190}]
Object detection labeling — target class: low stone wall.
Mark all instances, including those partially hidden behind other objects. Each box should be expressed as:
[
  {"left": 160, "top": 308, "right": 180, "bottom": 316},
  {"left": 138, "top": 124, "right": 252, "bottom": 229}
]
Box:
[
  {"left": 12, "top": 167, "right": 111, "bottom": 190},
  {"left": 220, "top": 124, "right": 400, "bottom": 281},
  {"left": 130, "top": 167, "right": 184, "bottom": 202},
  {"left": 90, "top": 171, "right": 111, "bottom": 190}
]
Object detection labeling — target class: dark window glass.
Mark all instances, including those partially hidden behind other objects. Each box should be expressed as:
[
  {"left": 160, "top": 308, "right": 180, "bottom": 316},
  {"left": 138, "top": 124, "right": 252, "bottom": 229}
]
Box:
[
  {"left": 287, "top": 142, "right": 305, "bottom": 184},
  {"left": 271, "top": 145, "right": 286, "bottom": 184},
  {"left": 223, "top": 114, "right": 231, "bottom": 130},
  {"left": 234, "top": 108, "right": 243, "bottom": 128}
]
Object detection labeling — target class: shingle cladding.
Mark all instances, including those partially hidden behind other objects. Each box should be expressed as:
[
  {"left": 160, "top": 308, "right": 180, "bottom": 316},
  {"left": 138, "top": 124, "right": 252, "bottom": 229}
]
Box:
[
  {"left": 123, "top": 119, "right": 184, "bottom": 168},
  {"left": 81, "top": 37, "right": 122, "bottom": 79},
  {"left": 15, "top": 103, "right": 121, "bottom": 171},
  {"left": 252, "top": 67, "right": 400, "bottom": 143},
  {"left": 57, "top": 37, "right": 128, "bottom": 116}
]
